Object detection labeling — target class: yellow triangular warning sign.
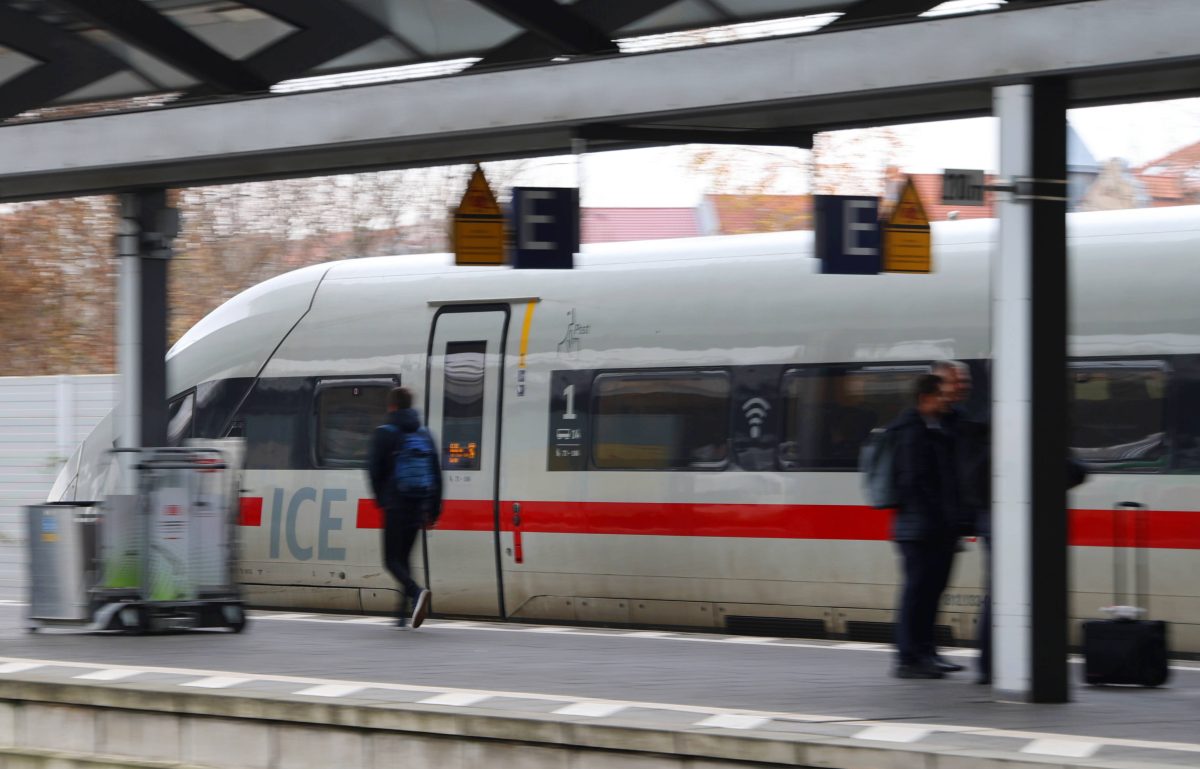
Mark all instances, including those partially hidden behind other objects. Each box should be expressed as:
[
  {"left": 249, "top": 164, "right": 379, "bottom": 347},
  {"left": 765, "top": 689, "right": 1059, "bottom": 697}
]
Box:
[
  {"left": 457, "top": 164, "right": 502, "bottom": 217},
  {"left": 887, "top": 176, "right": 930, "bottom": 227}
]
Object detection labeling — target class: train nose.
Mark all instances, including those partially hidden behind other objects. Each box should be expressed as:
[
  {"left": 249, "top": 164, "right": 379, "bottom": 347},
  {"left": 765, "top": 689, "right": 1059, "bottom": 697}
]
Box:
[
  {"left": 46, "top": 445, "right": 81, "bottom": 502},
  {"left": 47, "top": 409, "right": 115, "bottom": 504}
]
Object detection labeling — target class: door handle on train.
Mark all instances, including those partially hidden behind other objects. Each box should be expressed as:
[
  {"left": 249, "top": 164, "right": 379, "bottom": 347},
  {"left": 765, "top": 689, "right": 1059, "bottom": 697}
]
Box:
[{"left": 511, "top": 502, "right": 524, "bottom": 563}]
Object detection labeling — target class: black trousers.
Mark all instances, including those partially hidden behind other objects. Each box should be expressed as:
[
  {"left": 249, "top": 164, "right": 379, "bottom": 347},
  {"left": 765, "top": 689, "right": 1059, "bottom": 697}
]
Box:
[
  {"left": 383, "top": 507, "right": 424, "bottom": 611},
  {"left": 895, "top": 537, "right": 957, "bottom": 665}
]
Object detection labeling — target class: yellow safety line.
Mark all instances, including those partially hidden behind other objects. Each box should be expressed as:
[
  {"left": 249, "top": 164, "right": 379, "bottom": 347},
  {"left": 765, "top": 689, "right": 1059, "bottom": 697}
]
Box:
[{"left": 518, "top": 302, "right": 536, "bottom": 369}]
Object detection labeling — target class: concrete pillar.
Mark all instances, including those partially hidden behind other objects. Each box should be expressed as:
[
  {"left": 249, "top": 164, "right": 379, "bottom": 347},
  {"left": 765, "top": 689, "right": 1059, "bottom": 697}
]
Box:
[{"left": 992, "top": 79, "right": 1070, "bottom": 703}]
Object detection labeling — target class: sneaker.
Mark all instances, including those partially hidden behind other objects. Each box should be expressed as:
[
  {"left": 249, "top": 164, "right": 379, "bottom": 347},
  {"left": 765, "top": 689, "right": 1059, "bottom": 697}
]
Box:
[
  {"left": 395, "top": 616, "right": 408, "bottom": 629},
  {"left": 894, "top": 661, "right": 944, "bottom": 679},
  {"left": 410, "top": 589, "right": 430, "bottom": 629}
]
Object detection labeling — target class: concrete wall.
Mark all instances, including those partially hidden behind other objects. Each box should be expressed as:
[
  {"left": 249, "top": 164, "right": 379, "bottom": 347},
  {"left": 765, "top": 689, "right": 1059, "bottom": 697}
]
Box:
[
  {"left": 0, "top": 375, "right": 115, "bottom": 541},
  {"left": 0, "top": 682, "right": 792, "bottom": 769},
  {"left": 0, "top": 679, "right": 1057, "bottom": 769}
]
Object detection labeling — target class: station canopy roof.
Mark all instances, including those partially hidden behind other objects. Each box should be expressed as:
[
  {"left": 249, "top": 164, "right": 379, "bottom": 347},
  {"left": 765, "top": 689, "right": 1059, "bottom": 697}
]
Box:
[{"left": 0, "top": 0, "right": 1074, "bottom": 123}]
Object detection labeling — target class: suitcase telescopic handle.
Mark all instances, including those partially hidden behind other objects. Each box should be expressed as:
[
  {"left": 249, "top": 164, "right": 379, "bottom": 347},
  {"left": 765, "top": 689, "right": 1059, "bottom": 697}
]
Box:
[{"left": 1113, "top": 501, "right": 1149, "bottom": 614}]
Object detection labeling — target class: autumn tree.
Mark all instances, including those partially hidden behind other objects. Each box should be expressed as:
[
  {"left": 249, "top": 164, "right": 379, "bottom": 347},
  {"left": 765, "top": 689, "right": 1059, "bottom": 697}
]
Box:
[
  {"left": 0, "top": 197, "right": 117, "bottom": 375},
  {"left": 2, "top": 158, "right": 542, "bottom": 372},
  {"left": 687, "top": 127, "right": 905, "bottom": 197},
  {"left": 809, "top": 128, "right": 906, "bottom": 196},
  {"left": 169, "top": 160, "right": 535, "bottom": 344}
]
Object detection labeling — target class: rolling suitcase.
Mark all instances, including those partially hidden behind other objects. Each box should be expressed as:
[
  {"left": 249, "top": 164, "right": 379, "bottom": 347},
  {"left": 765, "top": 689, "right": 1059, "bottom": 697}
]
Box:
[{"left": 1081, "top": 501, "right": 1169, "bottom": 687}]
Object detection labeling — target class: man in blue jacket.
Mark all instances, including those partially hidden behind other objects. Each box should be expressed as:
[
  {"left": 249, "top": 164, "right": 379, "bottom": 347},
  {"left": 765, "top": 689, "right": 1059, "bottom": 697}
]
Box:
[
  {"left": 367, "top": 387, "right": 443, "bottom": 629},
  {"left": 891, "top": 373, "right": 960, "bottom": 678}
]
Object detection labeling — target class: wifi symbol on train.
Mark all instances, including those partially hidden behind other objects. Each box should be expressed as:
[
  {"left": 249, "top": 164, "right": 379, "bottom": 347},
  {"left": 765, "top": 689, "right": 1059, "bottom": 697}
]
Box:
[{"left": 741, "top": 398, "right": 771, "bottom": 439}]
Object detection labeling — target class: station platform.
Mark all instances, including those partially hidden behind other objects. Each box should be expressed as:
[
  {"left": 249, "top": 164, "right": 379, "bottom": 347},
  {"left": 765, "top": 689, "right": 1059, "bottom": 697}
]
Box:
[{"left": 0, "top": 599, "right": 1198, "bottom": 769}]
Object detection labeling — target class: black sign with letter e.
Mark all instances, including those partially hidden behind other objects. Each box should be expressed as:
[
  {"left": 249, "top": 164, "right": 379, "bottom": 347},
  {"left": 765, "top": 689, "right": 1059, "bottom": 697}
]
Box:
[
  {"left": 512, "top": 187, "right": 580, "bottom": 269},
  {"left": 815, "top": 195, "right": 881, "bottom": 275}
]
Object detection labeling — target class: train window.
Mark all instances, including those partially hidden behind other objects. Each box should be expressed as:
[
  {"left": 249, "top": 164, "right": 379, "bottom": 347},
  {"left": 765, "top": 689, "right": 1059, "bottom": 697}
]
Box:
[
  {"left": 591, "top": 371, "right": 730, "bottom": 470},
  {"left": 443, "top": 341, "right": 486, "bottom": 471},
  {"left": 166, "top": 392, "right": 194, "bottom": 447},
  {"left": 1070, "top": 363, "right": 1168, "bottom": 471},
  {"left": 314, "top": 382, "right": 391, "bottom": 467},
  {"left": 779, "top": 367, "right": 923, "bottom": 470}
]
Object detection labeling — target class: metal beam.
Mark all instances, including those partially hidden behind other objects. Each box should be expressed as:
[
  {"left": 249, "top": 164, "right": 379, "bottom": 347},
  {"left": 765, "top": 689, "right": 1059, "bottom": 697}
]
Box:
[
  {"left": 476, "top": 0, "right": 678, "bottom": 68},
  {"left": 0, "top": 0, "right": 1197, "bottom": 200},
  {"left": 52, "top": 0, "right": 271, "bottom": 94},
  {"left": 1026, "top": 77, "right": 1070, "bottom": 704},
  {"left": 0, "top": 5, "right": 124, "bottom": 120},
  {"left": 239, "top": 0, "right": 391, "bottom": 85},
  {"left": 827, "top": 0, "right": 946, "bottom": 28},
  {"left": 471, "top": 0, "right": 617, "bottom": 57},
  {"left": 695, "top": 0, "right": 738, "bottom": 23},
  {"left": 577, "top": 124, "right": 813, "bottom": 149}
]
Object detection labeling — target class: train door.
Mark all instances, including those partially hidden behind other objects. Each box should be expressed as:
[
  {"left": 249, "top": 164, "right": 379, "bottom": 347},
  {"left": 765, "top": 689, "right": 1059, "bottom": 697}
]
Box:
[{"left": 423, "top": 306, "right": 509, "bottom": 617}]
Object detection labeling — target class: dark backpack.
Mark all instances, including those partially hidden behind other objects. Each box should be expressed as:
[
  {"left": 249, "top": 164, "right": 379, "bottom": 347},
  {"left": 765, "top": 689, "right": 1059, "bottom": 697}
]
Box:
[
  {"left": 859, "top": 426, "right": 899, "bottom": 509},
  {"left": 383, "top": 425, "right": 438, "bottom": 498}
]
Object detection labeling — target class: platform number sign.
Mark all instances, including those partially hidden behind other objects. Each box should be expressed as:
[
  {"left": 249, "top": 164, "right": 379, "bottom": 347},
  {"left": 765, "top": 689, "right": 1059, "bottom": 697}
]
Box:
[{"left": 548, "top": 370, "right": 590, "bottom": 470}]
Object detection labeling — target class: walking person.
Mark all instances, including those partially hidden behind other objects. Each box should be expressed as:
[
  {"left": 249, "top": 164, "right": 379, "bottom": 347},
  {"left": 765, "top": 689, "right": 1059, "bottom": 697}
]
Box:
[
  {"left": 891, "top": 373, "right": 961, "bottom": 678},
  {"left": 367, "top": 387, "right": 443, "bottom": 629}
]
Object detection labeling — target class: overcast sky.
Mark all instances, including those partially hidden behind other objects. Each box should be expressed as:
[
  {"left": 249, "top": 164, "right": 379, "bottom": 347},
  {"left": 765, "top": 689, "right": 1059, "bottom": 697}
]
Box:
[{"left": 528, "top": 97, "right": 1200, "bottom": 207}]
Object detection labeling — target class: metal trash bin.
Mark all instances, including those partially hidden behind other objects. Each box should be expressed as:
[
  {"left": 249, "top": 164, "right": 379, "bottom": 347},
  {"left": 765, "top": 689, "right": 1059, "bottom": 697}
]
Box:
[{"left": 27, "top": 502, "right": 99, "bottom": 624}]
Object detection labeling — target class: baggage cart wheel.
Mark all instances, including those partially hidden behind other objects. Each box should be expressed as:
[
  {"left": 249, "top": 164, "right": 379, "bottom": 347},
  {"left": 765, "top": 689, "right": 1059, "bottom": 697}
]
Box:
[
  {"left": 223, "top": 603, "right": 247, "bottom": 633},
  {"left": 119, "top": 605, "right": 150, "bottom": 635}
]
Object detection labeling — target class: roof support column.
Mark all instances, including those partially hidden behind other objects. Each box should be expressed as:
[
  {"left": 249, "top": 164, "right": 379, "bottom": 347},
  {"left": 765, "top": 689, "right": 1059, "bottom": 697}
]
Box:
[
  {"left": 992, "top": 79, "right": 1070, "bottom": 703},
  {"left": 116, "top": 189, "right": 173, "bottom": 465}
]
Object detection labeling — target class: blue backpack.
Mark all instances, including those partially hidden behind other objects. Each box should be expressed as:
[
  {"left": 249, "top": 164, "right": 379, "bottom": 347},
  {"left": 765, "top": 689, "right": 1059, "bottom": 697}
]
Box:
[
  {"left": 383, "top": 425, "right": 438, "bottom": 498},
  {"left": 859, "top": 426, "right": 899, "bottom": 509}
]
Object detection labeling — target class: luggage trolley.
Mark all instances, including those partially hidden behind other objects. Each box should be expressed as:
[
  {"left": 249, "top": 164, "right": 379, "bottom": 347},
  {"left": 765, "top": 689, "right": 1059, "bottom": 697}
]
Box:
[{"left": 27, "top": 445, "right": 248, "bottom": 634}]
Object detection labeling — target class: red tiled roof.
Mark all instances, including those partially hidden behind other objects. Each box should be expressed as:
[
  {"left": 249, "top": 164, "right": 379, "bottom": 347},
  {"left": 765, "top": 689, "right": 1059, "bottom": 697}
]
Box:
[
  {"left": 581, "top": 207, "right": 700, "bottom": 243},
  {"left": 883, "top": 171, "right": 997, "bottom": 221},
  {"left": 1138, "top": 173, "right": 1186, "bottom": 201},
  {"left": 1136, "top": 140, "right": 1200, "bottom": 175},
  {"left": 707, "top": 194, "right": 812, "bottom": 234}
]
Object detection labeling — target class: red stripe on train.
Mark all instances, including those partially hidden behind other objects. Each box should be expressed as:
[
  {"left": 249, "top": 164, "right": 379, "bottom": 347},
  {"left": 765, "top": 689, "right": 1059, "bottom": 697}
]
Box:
[
  {"left": 503, "top": 501, "right": 892, "bottom": 540},
  {"left": 236, "top": 497, "right": 1199, "bottom": 548},
  {"left": 238, "top": 497, "right": 262, "bottom": 527},
  {"left": 352, "top": 498, "right": 493, "bottom": 531},
  {"left": 1070, "top": 509, "right": 1200, "bottom": 549},
  {"left": 493, "top": 501, "right": 1200, "bottom": 548},
  {"left": 356, "top": 498, "right": 383, "bottom": 529}
]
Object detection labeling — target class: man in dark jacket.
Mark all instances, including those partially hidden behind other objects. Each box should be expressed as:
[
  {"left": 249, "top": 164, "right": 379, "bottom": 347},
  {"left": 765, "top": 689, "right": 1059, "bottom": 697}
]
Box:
[
  {"left": 367, "top": 387, "right": 443, "bottom": 628},
  {"left": 934, "top": 360, "right": 988, "bottom": 537},
  {"left": 891, "top": 373, "right": 960, "bottom": 678},
  {"left": 934, "top": 360, "right": 985, "bottom": 678},
  {"left": 937, "top": 361, "right": 995, "bottom": 684}
]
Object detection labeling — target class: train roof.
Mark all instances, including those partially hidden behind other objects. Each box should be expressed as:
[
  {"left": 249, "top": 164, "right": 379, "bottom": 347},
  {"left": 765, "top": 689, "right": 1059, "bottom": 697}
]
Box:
[{"left": 168, "top": 205, "right": 1200, "bottom": 392}]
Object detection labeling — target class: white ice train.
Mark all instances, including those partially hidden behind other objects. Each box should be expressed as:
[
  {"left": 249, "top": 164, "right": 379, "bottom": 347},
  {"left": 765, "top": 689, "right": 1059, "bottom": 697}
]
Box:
[{"left": 49, "top": 206, "right": 1200, "bottom": 651}]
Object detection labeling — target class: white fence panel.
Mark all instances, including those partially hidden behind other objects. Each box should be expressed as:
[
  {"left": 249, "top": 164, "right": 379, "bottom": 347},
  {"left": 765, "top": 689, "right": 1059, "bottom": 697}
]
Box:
[{"left": 0, "top": 375, "right": 116, "bottom": 542}]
